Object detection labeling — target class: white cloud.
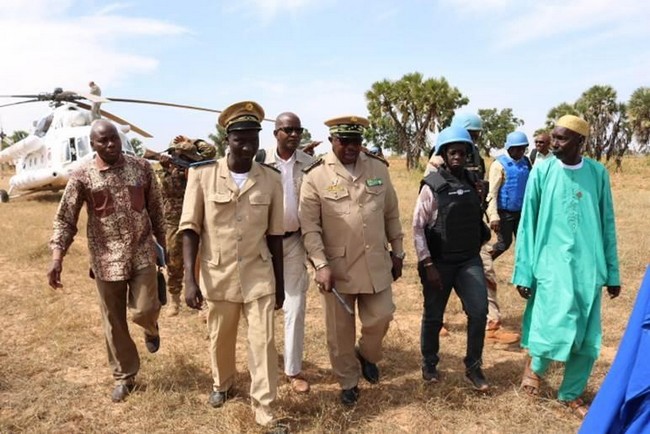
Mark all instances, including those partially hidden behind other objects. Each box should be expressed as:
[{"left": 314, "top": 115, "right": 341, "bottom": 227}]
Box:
[
  {"left": 96, "top": 2, "right": 132, "bottom": 16},
  {"left": 0, "top": 1, "right": 188, "bottom": 135},
  {"left": 495, "top": 0, "right": 650, "bottom": 48},
  {"left": 0, "top": 0, "right": 74, "bottom": 19}
]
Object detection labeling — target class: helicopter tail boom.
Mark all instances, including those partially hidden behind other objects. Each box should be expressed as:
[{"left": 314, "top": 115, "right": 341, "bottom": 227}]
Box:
[{"left": 0, "top": 135, "right": 44, "bottom": 164}]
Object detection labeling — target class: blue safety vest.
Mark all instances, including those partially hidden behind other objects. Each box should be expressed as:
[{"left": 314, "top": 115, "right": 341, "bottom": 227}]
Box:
[{"left": 496, "top": 155, "right": 530, "bottom": 212}]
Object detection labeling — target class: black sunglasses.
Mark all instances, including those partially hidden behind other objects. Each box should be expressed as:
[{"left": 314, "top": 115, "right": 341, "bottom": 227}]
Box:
[{"left": 276, "top": 127, "right": 304, "bottom": 135}]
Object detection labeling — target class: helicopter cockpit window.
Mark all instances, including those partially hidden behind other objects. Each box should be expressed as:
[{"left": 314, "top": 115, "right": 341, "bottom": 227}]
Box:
[
  {"left": 76, "top": 136, "right": 90, "bottom": 158},
  {"left": 34, "top": 114, "right": 54, "bottom": 137}
]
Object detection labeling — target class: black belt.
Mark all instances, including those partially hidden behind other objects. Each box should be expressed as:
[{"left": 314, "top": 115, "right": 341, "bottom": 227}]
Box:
[{"left": 283, "top": 230, "right": 300, "bottom": 238}]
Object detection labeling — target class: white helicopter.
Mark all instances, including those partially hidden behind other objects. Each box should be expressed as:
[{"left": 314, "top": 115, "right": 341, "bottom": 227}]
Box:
[{"left": 0, "top": 88, "right": 223, "bottom": 203}]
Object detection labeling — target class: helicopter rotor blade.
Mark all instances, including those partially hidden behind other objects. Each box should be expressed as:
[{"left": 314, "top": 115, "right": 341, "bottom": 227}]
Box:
[
  {"left": 0, "top": 94, "right": 41, "bottom": 99},
  {"left": 74, "top": 101, "right": 153, "bottom": 138},
  {"left": 105, "top": 97, "right": 275, "bottom": 122},
  {"left": 73, "top": 91, "right": 109, "bottom": 103},
  {"left": 106, "top": 98, "right": 224, "bottom": 114},
  {"left": 0, "top": 99, "right": 41, "bottom": 108},
  {"left": 101, "top": 110, "right": 153, "bottom": 138}
]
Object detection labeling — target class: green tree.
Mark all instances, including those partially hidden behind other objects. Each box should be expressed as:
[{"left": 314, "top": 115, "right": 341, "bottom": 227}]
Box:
[
  {"left": 364, "top": 116, "right": 399, "bottom": 154},
  {"left": 575, "top": 85, "right": 622, "bottom": 161},
  {"left": 9, "top": 130, "right": 28, "bottom": 144},
  {"left": 366, "top": 72, "right": 468, "bottom": 170},
  {"left": 208, "top": 125, "right": 227, "bottom": 158},
  {"left": 546, "top": 85, "right": 630, "bottom": 161},
  {"left": 545, "top": 103, "right": 579, "bottom": 130},
  {"left": 476, "top": 108, "right": 523, "bottom": 154},
  {"left": 628, "top": 87, "right": 650, "bottom": 152}
]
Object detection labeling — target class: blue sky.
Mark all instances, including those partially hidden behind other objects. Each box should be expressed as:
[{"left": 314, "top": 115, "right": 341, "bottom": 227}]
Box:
[{"left": 0, "top": 0, "right": 648, "bottom": 153}]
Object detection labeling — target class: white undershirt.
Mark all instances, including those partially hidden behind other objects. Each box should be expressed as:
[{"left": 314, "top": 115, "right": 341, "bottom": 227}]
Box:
[
  {"left": 559, "top": 158, "right": 584, "bottom": 170},
  {"left": 230, "top": 171, "right": 249, "bottom": 189},
  {"left": 275, "top": 150, "right": 300, "bottom": 232}
]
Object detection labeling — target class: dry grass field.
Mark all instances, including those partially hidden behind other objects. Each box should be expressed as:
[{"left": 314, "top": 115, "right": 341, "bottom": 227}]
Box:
[{"left": 0, "top": 156, "right": 649, "bottom": 434}]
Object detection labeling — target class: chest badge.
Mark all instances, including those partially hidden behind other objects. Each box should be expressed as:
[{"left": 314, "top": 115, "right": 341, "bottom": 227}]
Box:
[
  {"left": 327, "top": 178, "right": 344, "bottom": 193},
  {"left": 366, "top": 178, "right": 383, "bottom": 187}
]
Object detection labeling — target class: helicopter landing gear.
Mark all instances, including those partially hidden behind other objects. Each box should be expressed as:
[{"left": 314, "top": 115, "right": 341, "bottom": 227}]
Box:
[{"left": 0, "top": 189, "right": 9, "bottom": 203}]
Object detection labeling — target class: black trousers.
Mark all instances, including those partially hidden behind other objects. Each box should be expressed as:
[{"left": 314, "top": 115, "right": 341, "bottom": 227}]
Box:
[
  {"left": 491, "top": 210, "right": 521, "bottom": 260},
  {"left": 419, "top": 256, "right": 487, "bottom": 370}
]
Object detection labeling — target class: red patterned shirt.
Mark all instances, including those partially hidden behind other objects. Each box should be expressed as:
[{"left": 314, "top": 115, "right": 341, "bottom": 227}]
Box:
[{"left": 50, "top": 154, "right": 165, "bottom": 281}]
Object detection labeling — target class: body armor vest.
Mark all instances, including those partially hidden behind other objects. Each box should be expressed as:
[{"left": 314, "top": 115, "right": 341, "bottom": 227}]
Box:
[{"left": 422, "top": 169, "right": 483, "bottom": 264}]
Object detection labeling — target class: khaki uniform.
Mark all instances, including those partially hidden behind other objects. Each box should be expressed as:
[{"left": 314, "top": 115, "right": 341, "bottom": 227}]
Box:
[
  {"left": 299, "top": 151, "right": 404, "bottom": 389},
  {"left": 178, "top": 157, "right": 283, "bottom": 424},
  {"left": 265, "top": 147, "right": 314, "bottom": 377}
]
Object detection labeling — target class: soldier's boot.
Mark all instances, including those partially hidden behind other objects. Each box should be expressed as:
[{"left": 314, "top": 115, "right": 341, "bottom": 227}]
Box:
[{"left": 167, "top": 293, "right": 181, "bottom": 317}]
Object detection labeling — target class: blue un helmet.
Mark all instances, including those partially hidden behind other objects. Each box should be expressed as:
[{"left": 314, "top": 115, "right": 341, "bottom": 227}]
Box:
[
  {"left": 451, "top": 113, "right": 483, "bottom": 132},
  {"left": 435, "top": 126, "right": 474, "bottom": 156},
  {"left": 504, "top": 131, "right": 529, "bottom": 150}
]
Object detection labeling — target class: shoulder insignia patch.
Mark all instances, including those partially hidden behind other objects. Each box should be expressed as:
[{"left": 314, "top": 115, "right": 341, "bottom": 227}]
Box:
[
  {"left": 363, "top": 149, "right": 389, "bottom": 166},
  {"left": 259, "top": 162, "right": 281, "bottom": 174},
  {"left": 302, "top": 158, "right": 324, "bottom": 173}
]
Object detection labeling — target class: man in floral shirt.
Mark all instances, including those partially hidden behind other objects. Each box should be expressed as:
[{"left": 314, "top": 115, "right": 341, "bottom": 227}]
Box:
[{"left": 47, "top": 119, "right": 166, "bottom": 403}]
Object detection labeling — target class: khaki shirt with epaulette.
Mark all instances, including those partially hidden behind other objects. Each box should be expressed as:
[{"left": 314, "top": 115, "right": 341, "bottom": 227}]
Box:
[
  {"left": 299, "top": 151, "right": 404, "bottom": 294},
  {"left": 178, "top": 157, "right": 284, "bottom": 303}
]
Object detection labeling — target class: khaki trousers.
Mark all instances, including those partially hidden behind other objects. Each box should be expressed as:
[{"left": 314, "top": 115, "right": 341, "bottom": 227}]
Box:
[
  {"left": 479, "top": 245, "right": 500, "bottom": 323},
  {"left": 95, "top": 265, "right": 160, "bottom": 384},
  {"left": 207, "top": 294, "right": 277, "bottom": 426},
  {"left": 322, "top": 287, "right": 395, "bottom": 390}
]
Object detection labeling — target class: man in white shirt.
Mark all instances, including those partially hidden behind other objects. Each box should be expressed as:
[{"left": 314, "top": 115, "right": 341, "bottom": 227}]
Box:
[
  {"left": 530, "top": 132, "right": 552, "bottom": 165},
  {"left": 265, "top": 112, "right": 315, "bottom": 393}
]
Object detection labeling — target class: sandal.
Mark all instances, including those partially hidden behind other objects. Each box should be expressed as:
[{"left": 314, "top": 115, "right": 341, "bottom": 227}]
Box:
[
  {"left": 560, "top": 397, "right": 589, "bottom": 419},
  {"left": 520, "top": 357, "right": 541, "bottom": 396}
]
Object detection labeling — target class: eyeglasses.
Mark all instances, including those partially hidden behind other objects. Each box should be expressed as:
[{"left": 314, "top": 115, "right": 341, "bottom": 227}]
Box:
[{"left": 276, "top": 127, "right": 304, "bottom": 135}]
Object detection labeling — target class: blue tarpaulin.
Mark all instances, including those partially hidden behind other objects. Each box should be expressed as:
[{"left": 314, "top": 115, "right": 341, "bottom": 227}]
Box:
[{"left": 579, "top": 266, "right": 650, "bottom": 434}]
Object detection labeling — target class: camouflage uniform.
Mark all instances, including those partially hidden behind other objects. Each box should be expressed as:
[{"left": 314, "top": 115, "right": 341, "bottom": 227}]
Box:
[{"left": 159, "top": 138, "right": 216, "bottom": 311}]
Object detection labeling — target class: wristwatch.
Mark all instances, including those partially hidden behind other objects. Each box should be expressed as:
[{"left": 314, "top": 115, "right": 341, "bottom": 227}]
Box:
[{"left": 392, "top": 251, "right": 406, "bottom": 260}]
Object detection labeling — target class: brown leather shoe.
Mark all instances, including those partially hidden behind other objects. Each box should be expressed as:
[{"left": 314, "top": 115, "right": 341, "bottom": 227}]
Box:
[
  {"left": 485, "top": 328, "right": 521, "bottom": 344},
  {"left": 288, "top": 374, "right": 310, "bottom": 393},
  {"left": 486, "top": 319, "right": 502, "bottom": 331},
  {"left": 485, "top": 326, "right": 520, "bottom": 344}
]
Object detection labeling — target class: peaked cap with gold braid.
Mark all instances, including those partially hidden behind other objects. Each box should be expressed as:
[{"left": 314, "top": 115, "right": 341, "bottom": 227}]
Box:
[
  {"left": 325, "top": 115, "right": 370, "bottom": 136},
  {"left": 218, "top": 101, "right": 265, "bottom": 132}
]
